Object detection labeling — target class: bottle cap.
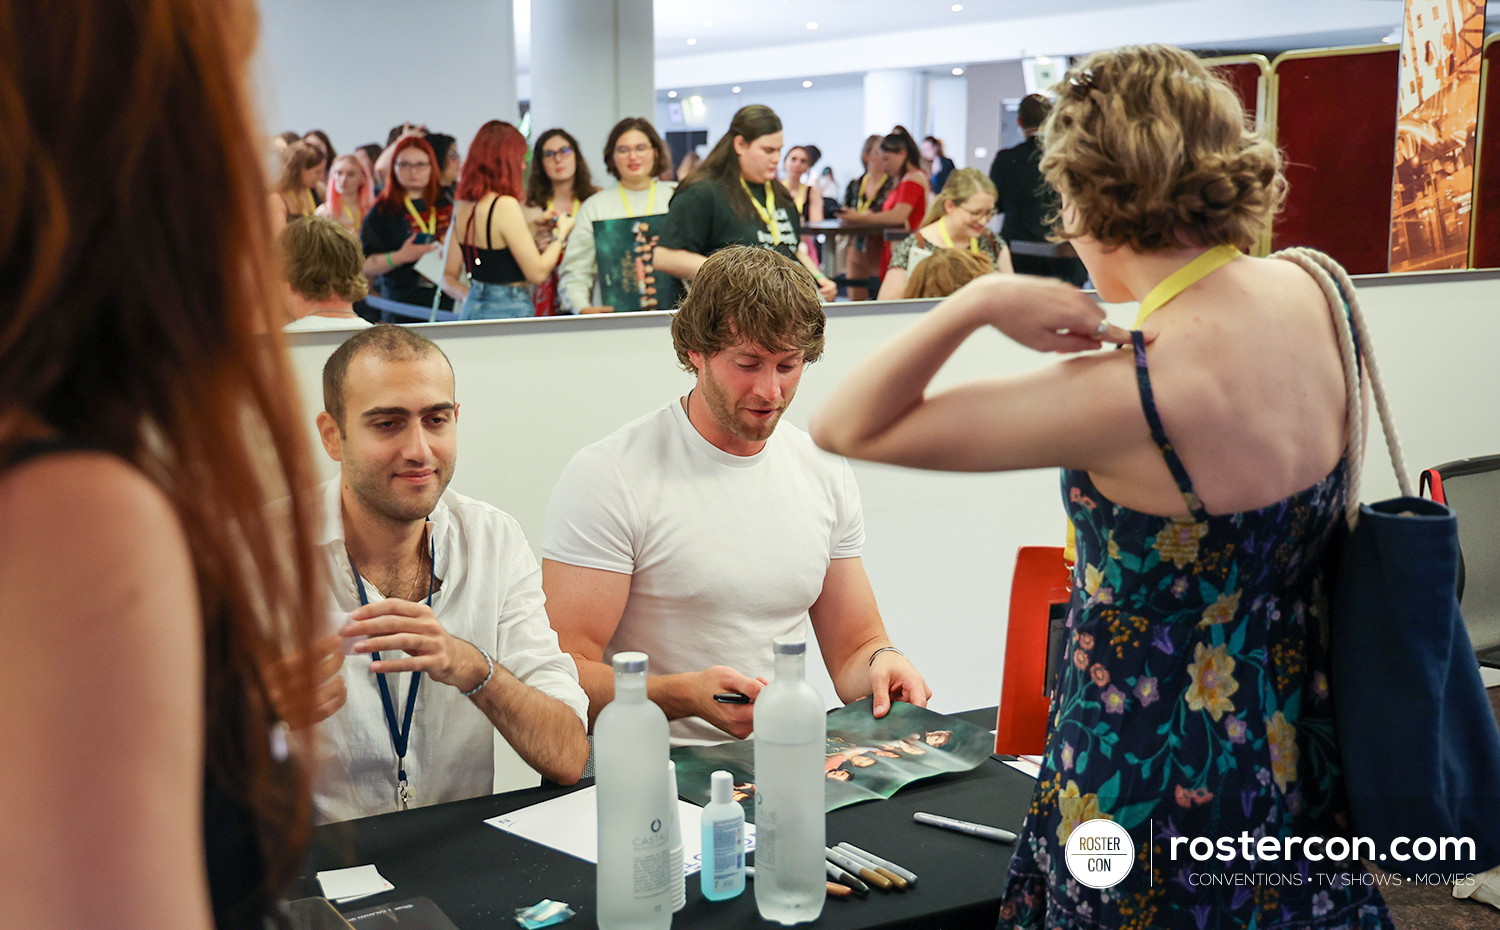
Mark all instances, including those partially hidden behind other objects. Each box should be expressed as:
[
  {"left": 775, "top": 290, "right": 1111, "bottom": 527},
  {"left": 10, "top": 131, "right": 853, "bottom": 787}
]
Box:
[
  {"left": 772, "top": 635, "right": 806, "bottom": 656},
  {"left": 711, "top": 769, "right": 734, "bottom": 804},
  {"left": 612, "top": 651, "right": 648, "bottom": 673}
]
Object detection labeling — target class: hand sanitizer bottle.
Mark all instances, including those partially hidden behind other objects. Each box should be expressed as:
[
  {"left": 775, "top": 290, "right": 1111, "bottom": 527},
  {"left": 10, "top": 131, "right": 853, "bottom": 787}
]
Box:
[
  {"left": 595, "top": 652, "right": 671, "bottom": 930},
  {"left": 700, "top": 769, "right": 746, "bottom": 900},
  {"left": 752, "top": 635, "right": 826, "bottom": 925}
]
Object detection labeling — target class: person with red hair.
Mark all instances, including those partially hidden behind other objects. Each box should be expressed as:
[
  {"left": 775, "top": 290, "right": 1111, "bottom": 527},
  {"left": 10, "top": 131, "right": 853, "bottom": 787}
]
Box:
[
  {"left": 360, "top": 135, "right": 455, "bottom": 313},
  {"left": 442, "top": 120, "right": 577, "bottom": 320},
  {"left": 316, "top": 154, "right": 374, "bottom": 235}
]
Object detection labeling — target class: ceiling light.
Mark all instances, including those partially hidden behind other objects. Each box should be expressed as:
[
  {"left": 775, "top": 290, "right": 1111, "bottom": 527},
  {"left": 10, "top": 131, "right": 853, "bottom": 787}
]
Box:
[
  {"left": 703, "top": 19, "right": 713, "bottom": 27},
  {"left": 687, "top": 38, "right": 697, "bottom": 45},
  {"left": 667, "top": 90, "right": 678, "bottom": 98},
  {"left": 951, "top": 4, "right": 963, "bottom": 10},
  {"left": 806, "top": 21, "right": 818, "bottom": 30},
  {"left": 802, "top": 80, "right": 813, "bottom": 88},
  {"left": 731, "top": 86, "right": 742, "bottom": 94},
  {"left": 952, "top": 68, "right": 964, "bottom": 76}
]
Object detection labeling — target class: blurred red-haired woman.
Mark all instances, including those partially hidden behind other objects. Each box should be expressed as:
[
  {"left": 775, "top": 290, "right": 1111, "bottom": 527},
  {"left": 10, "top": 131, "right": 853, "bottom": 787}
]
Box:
[
  {"left": 1, "top": 0, "right": 325, "bottom": 926},
  {"left": 443, "top": 120, "right": 577, "bottom": 319},
  {"left": 359, "top": 135, "right": 455, "bottom": 312},
  {"left": 316, "top": 154, "right": 374, "bottom": 235}
]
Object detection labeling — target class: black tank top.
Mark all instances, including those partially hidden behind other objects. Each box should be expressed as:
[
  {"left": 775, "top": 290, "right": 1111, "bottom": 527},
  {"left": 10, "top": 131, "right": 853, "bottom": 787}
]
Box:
[
  {"left": 462, "top": 196, "right": 526, "bottom": 285},
  {"left": 2, "top": 438, "right": 271, "bottom": 929}
]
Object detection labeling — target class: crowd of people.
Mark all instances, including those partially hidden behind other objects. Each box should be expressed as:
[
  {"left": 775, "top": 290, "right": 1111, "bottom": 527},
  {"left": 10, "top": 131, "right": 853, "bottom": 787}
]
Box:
[
  {"left": 266, "top": 94, "right": 1091, "bottom": 329},
  {"left": 6, "top": 0, "right": 1426, "bottom": 926}
]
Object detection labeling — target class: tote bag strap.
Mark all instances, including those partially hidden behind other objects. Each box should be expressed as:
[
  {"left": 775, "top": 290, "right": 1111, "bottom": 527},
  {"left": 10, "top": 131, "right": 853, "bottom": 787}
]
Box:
[{"left": 1270, "top": 247, "right": 1412, "bottom": 527}]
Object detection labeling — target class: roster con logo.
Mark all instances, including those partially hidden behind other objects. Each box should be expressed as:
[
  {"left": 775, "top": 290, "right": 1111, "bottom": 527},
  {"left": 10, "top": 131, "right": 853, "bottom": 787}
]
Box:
[{"left": 1065, "top": 819, "right": 1136, "bottom": 888}]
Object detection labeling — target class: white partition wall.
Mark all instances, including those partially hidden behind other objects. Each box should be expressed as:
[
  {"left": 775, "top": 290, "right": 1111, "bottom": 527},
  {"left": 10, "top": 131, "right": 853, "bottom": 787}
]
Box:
[{"left": 287, "top": 272, "right": 1500, "bottom": 786}]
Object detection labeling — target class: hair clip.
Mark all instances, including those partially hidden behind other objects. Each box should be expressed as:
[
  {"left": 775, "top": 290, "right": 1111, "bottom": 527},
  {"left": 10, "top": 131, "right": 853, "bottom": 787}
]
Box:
[{"left": 1068, "top": 69, "right": 1097, "bottom": 98}]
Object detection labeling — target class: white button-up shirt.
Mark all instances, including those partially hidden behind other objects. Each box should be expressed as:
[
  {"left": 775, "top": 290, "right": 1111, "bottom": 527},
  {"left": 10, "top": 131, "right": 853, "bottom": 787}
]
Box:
[{"left": 312, "top": 478, "right": 588, "bottom": 822}]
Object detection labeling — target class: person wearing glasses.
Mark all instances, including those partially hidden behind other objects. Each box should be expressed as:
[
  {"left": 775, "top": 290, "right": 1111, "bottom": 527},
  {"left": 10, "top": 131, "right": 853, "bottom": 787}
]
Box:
[
  {"left": 558, "top": 117, "right": 678, "bottom": 314},
  {"left": 523, "top": 129, "right": 599, "bottom": 316},
  {"left": 360, "top": 135, "right": 455, "bottom": 314},
  {"left": 877, "top": 168, "right": 1012, "bottom": 299}
]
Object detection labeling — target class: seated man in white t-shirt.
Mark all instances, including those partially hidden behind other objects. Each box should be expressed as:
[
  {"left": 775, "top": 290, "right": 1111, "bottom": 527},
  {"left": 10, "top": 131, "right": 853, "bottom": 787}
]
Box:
[
  {"left": 306, "top": 325, "right": 589, "bottom": 821},
  {"left": 542, "top": 245, "right": 930, "bottom": 745}
]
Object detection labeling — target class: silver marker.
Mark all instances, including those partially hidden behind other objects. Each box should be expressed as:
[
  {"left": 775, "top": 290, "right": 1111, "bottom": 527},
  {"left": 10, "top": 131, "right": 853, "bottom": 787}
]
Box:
[
  {"left": 913, "top": 811, "right": 1018, "bottom": 843},
  {"left": 836, "top": 842, "right": 919, "bottom": 885}
]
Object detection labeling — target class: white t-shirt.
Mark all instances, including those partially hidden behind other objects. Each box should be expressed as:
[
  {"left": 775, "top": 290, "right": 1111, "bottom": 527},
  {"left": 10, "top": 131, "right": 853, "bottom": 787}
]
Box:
[
  {"left": 312, "top": 478, "right": 588, "bottom": 822},
  {"left": 542, "top": 400, "right": 864, "bottom": 744},
  {"left": 283, "top": 313, "right": 373, "bottom": 332}
]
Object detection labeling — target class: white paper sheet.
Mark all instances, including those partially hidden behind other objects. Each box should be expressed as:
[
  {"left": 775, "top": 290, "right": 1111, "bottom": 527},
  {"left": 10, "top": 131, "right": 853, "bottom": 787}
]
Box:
[
  {"left": 1003, "top": 755, "right": 1043, "bottom": 779},
  {"left": 316, "top": 864, "right": 394, "bottom": 903},
  {"left": 485, "top": 786, "right": 755, "bottom": 876}
]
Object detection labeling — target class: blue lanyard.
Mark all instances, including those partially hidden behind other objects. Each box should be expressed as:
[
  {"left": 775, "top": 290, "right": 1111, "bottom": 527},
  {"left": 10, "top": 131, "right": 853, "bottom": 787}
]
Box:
[{"left": 350, "top": 533, "right": 434, "bottom": 807}]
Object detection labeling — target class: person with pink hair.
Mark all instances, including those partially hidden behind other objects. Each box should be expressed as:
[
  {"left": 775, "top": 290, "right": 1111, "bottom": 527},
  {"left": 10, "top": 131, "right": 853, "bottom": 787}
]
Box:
[{"left": 316, "top": 154, "right": 373, "bottom": 235}]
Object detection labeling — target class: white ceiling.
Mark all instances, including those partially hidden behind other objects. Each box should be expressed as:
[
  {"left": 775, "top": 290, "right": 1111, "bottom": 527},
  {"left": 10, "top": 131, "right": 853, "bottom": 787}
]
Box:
[{"left": 514, "top": 0, "right": 1497, "bottom": 91}]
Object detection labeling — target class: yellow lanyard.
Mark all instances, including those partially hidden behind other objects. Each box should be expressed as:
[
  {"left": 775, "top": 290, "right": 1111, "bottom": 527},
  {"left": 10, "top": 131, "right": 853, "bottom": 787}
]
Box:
[
  {"left": 739, "top": 178, "right": 782, "bottom": 245},
  {"left": 300, "top": 190, "right": 317, "bottom": 216},
  {"left": 403, "top": 197, "right": 435, "bottom": 236},
  {"left": 792, "top": 182, "right": 807, "bottom": 213},
  {"left": 858, "top": 173, "right": 886, "bottom": 212},
  {"left": 1133, "top": 245, "right": 1241, "bottom": 328},
  {"left": 545, "top": 196, "right": 580, "bottom": 217},
  {"left": 617, "top": 180, "right": 657, "bottom": 218},
  {"left": 937, "top": 219, "right": 982, "bottom": 255},
  {"left": 341, "top": 202, "right": 360, "bottom": 232}
]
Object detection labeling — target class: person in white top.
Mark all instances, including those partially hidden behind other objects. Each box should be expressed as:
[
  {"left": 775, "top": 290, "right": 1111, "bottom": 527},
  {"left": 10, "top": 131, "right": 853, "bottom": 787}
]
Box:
[
  {"left": 559, "top": 117, "right": 678, "bottom": 314},
  {"left": 542, "top": 246, "right": 930, "bottom": 745},
  {"left": 306, "top": 325, "right": 589, "bottom": 821},
  {"left": 280, "top": 216, "right": 374, "bottom": 332}
]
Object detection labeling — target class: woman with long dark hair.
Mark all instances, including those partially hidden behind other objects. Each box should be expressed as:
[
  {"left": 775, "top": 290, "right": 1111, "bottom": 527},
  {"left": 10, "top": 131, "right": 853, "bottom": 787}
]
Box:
[
  {"left": 272, "top": 140, "right": 327, "bottom": 231},
  {"left": 2, "top": 0, "right": 324, "bottom": 926},
  {"left": 841, "top": 134, "right": 894, "bottom": 300},
  {"left": 359, "top": 135, "right": 455, "bottom": 312},
  {"left": 655, "top": 105, "right": 835, "bottom": 299},
  {"left": 523, "top": 128, "right": 599, "bottom": 315},
  {"left": 442, "top": 120, "right": 578, "bottom": 319},
  {"left": 840, "top": 126, "right": 930, "bottom": 281}
]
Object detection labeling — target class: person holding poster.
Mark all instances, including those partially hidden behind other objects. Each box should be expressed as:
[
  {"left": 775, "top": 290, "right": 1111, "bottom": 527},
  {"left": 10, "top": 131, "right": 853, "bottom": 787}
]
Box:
[{"left": 559, "top": 118, "right": 679, "bottom": 313}]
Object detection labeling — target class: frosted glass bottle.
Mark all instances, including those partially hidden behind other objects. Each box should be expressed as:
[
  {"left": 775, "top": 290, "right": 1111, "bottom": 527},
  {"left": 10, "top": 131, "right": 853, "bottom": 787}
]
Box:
[
  {"left": 666, "top": 761, "right": 685, "bottom": 912},
  {"left": 752, "top": 635, "right": 826, "bottom": 925},
  {"left": 595, "top": 652, "right": 672, "bottom": 930},
  {"left": 699, "top": 770, "right": 745, "bottom": 900}
]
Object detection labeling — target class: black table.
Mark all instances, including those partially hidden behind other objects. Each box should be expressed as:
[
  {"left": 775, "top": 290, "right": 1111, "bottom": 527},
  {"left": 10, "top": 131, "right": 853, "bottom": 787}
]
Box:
[{"left": 293, "top": 709, "right": 1035, "bottom": 929}]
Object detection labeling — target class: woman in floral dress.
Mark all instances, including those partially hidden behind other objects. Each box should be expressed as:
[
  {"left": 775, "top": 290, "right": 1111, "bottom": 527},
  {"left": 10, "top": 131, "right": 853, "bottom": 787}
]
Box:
[{"left": 810, "top": 44, "right": 1392, "bottom": 930}]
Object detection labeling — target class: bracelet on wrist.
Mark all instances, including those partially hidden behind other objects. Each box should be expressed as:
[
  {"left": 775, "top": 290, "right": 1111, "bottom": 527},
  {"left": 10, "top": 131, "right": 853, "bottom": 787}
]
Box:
[
  {"left": 385, "top": 252, "right": 397, "bottom": 267},
  {"left": 462, "top": 646, "right": 495, "bottom": 698},
  {"left": 868, "top": 645, "right": 905, "bottom": 667}
]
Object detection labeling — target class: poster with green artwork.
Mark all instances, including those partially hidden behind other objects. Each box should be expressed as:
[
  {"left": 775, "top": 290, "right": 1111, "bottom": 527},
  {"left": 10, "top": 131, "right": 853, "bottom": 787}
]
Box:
[
  {"left": 670, "top": 698, "right": 994, "bottom": 823},
  {"left": 593, "top": 215, "right": 679, "bottom": 312}
]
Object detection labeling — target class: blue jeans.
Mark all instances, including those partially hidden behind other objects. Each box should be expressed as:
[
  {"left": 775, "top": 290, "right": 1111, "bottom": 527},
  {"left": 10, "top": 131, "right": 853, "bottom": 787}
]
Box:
[{"left": 461, "top": 281, "right": 533, "bottom": 320}]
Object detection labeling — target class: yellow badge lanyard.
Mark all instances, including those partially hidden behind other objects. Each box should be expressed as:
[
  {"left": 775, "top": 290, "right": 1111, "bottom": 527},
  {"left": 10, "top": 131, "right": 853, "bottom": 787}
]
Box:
[
  {"left": 1065, "top": 243, "right": 1241, "bottom": 565},
  {"left": 342, "top": 202, "right": 360, "bottom": 233},
  {"left": 1132, "top": 244, "right": 1241, "bottom": 328},
  {"left": 858, "top": 173, "right": 886, "bottom": 212},
  {"left": 403, "top": 197, "right": 435, "bottom": 236},
  {"left": 545, "top": 196, "right": 580, "bottom": 217},
  {"left": 617, "top": 180, "right": 657, "bottom": 218},
  {"left": 739, "top": 177, "right": 782, "bottom": 245},
  {"left": 937, "top": 218, "right": 982, "bottom": 255},
  {"left": 792, "top": 182, "right": 807, "bottom": 214},
  {"left": 301, "top": 189, "right": 317, "bottom": 217}
]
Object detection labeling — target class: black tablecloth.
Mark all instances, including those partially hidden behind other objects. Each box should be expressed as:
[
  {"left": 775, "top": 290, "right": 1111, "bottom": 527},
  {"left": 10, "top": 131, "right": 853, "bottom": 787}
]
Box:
[{"left": 292, "top": 708, "right": 1036, "bottom": 930}]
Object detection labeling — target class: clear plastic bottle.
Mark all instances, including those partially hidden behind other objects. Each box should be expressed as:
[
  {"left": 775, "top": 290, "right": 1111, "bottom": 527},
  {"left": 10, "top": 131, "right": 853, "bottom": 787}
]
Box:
[
  {"left": 666, "top": 761, "right": 685, "bottom": 913},
  {"left": 699, "top": 769, "right": 745, "bottom": 901},
  {"left": 752, "top": 635, "right": 826, "bottom": 925},
  {"left": 595, "top": 652, "right": 672, "bottom": 930}
]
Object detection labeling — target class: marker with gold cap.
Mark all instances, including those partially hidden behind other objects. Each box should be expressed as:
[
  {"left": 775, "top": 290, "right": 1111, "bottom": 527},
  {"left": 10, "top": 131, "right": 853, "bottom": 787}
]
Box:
[{"left": 826, "top": 847, "right": 893, "bottom": 891}]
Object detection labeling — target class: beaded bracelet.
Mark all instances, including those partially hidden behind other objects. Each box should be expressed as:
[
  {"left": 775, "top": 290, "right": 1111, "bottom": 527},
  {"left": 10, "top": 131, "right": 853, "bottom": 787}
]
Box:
[{"left": 462, "top": 646, "right": 495, "bottom": 698}]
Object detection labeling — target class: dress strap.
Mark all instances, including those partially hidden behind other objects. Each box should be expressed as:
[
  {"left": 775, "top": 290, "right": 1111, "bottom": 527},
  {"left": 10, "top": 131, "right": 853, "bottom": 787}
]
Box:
[{"left": 1131, "top": 330, "right": 1209, "bottom": 520}]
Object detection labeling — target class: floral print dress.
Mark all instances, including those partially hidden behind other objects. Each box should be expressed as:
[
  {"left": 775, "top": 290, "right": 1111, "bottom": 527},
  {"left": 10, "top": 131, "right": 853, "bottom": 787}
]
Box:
[{"left": 996, "top": 333, "right": 1393, "bottom": 930}]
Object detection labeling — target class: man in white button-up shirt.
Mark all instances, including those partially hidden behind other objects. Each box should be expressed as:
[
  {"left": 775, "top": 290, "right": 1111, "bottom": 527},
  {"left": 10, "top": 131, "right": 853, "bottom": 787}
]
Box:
[{"left": 307, "top": 325, "right": 589, "bottom": 822}]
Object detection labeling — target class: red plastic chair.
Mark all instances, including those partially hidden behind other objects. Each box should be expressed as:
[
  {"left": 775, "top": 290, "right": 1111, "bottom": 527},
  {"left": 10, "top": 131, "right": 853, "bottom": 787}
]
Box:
[{"left": 995, "top": 546, "right": 1073, "bottom": 756}]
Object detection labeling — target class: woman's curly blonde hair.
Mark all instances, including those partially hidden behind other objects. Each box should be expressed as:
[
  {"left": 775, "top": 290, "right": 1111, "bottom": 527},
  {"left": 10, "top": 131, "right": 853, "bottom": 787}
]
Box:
[{"left": 1040, "top": 44, "right": 1286, "bottom": 252}]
